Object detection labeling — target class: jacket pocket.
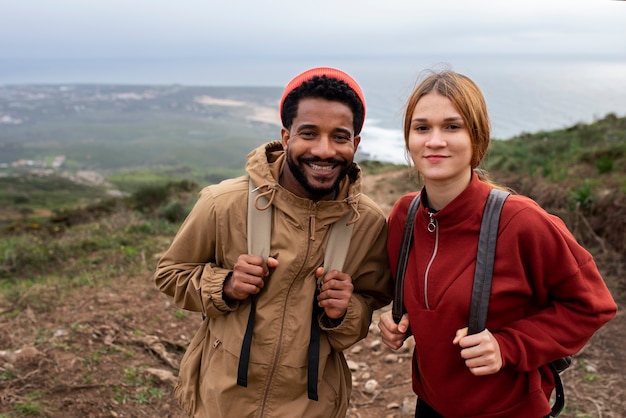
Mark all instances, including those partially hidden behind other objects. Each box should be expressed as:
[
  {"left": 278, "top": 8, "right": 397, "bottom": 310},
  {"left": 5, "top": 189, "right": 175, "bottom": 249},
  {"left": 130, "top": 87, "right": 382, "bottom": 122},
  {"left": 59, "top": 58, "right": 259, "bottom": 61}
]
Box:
[{"left": 174, "top": 319, "right": 210, "bottom": 416}]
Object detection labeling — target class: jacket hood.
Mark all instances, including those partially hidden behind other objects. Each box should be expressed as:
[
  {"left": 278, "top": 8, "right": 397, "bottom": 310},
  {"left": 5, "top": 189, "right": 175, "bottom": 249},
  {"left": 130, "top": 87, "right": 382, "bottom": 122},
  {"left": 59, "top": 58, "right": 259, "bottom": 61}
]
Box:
[{"left": 245, "top": 141, "right": 364, "bottom": 226}]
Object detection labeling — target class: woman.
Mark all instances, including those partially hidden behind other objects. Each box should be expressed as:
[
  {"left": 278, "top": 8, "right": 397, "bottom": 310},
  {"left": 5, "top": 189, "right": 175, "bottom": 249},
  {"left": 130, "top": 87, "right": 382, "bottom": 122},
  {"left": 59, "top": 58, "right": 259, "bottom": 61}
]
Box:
[{"left": 378, "top": 70, "right": 617, "bottom": 418}]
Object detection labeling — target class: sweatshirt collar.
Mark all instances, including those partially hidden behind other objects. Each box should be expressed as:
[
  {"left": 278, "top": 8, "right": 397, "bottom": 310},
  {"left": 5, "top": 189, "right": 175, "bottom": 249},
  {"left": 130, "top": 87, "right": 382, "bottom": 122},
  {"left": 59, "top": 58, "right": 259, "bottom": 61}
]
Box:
[{"left": 419, "top": 174, "right": 492, "bottom": 228}]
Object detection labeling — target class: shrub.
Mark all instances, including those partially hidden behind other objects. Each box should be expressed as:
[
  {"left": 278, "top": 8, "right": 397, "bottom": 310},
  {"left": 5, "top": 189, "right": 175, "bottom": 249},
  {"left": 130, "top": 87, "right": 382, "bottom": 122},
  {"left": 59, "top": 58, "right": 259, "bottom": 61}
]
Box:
[
  {"left": 132, "top": 185, "right": 170, "bottom": 213},
  {"left": 158, "top": 201, "right": 189, "bottom": 223}
]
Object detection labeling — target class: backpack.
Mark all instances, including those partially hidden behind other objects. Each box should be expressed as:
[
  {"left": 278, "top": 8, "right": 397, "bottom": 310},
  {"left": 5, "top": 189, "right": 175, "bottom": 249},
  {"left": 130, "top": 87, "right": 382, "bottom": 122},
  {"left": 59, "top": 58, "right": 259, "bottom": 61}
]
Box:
[
  {"left": 391, "top": 189, "right": 571, "bottom": 417},
  {"left": 239, "top": 177, "right": 354, "bottom": 401}
]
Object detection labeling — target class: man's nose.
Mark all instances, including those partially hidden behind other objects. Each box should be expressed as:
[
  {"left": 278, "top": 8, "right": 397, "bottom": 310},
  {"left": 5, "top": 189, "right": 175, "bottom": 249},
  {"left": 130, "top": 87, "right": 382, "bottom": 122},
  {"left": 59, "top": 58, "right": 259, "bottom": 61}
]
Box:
[{"left": 311, "top": 136, "right": 336, "bottom": 159}]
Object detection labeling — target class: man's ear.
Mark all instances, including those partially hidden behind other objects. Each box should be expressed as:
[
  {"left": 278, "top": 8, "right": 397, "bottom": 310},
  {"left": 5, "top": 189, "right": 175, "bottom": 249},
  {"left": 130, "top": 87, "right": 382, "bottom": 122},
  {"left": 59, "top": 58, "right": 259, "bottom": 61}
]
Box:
[
  {"left": 281, "top": 127, "right": 290, "bottom": 149},
  {"left": 353, "top": 134, "right": 361, "bottom": 153}
]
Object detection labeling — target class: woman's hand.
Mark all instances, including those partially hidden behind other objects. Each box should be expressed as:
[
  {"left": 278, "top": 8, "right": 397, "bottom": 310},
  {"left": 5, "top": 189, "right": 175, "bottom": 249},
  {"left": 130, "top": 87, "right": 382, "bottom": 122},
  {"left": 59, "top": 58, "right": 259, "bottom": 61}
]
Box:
[
  {"left": 453, "top": 327, "right": 503, "bottom": 376},
  {"left": 378, "top": 310, "right": 410, "bottom": 350}
]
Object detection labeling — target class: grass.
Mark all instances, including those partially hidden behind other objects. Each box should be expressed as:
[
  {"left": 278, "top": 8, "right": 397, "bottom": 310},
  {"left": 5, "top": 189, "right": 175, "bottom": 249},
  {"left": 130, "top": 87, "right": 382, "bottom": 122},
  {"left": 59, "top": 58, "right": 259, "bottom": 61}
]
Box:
[
  {"left": 0, "top": 211, "right": 180, "bottom": 313},
  {"left": 0, "top": 176, "right": 107, "bottom": 212},
  {"left": 484, "top": 113, "right": 626, "bottom": 190}
]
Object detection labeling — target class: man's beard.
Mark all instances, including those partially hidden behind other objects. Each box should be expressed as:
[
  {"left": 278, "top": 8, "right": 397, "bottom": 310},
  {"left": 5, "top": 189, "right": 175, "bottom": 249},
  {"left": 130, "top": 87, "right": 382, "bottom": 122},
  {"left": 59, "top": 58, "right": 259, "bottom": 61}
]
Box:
[{"left": 286, "top": 152, "right": 350, "bottom": 200}]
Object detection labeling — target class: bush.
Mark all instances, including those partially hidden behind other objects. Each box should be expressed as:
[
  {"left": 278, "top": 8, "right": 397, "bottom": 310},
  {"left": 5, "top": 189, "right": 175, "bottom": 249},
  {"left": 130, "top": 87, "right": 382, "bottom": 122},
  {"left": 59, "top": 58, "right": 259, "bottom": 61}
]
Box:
[
  {"left": 158, "top": 201, "right": 189, "bottom": 223},
  {"left": 132, "top": 185, "right": 170, "bottom": 213}
]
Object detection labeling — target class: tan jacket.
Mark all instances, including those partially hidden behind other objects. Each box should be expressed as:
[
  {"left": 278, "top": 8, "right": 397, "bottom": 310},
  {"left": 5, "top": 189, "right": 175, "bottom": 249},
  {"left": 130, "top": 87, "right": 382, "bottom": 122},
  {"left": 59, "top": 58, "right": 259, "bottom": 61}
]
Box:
[{"left": 155, "top": 141, "right": 393, "bottom": 417}]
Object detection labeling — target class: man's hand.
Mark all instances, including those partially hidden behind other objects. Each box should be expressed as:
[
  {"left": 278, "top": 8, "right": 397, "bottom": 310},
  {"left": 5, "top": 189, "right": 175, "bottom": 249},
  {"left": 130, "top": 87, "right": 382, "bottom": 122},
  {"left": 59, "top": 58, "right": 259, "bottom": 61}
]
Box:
[
  {"left": 453, "top": 327, "right": 503, "bottom": 376},
  {"left": 378, "top": 310, "right": 410, "bottom": 350},
  {"left": 223, "top": 255, "right": 279, "bottom": 300},
  {"left": 316, "top": 267, "right": 353, "bottom": 319}
]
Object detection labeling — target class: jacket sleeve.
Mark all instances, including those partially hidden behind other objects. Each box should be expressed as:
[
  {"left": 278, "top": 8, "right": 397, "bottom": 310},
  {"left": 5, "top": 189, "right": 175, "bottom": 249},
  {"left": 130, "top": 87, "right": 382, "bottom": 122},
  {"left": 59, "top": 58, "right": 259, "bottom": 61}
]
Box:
[
  {"left": 320, "top": 207, "right": 394, "bottom": 351},
  {"left": 154, "top": 188, "right": 239, "bottom": 317},
  {"left": 492, "top": 200, "right": 617, "bottom": 371}
]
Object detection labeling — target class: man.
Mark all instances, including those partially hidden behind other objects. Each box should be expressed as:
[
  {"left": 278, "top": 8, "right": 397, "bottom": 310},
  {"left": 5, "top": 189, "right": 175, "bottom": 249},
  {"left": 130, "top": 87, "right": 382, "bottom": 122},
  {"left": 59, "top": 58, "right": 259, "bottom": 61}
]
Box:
[{"left": 155, "top": 67, "right": 393, "bottom": 417}]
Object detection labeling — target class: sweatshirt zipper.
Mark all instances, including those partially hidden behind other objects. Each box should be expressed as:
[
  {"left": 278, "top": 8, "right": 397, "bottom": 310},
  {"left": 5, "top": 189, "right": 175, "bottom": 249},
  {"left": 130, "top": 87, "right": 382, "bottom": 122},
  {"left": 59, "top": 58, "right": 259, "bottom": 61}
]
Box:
[
  {"left": 259, "top": 203, "right": 317, "bottom": 416},
  {"left": 423, "top": 211, "right": 438, "bottom": 310}
]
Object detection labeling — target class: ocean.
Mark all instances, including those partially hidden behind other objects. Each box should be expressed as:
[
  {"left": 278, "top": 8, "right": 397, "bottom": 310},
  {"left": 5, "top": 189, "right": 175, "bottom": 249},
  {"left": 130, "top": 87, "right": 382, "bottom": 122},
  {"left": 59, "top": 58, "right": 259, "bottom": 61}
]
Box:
[{"left": 2, "top": 54, "right": 626, "bottom": 164}]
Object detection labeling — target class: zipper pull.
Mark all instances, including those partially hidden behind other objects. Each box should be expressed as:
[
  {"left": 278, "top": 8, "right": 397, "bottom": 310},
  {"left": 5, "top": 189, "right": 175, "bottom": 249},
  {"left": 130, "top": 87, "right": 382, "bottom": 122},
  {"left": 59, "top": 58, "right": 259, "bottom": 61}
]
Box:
[{"left": 427, "top": 211, "right": 437, "bottom": 233}]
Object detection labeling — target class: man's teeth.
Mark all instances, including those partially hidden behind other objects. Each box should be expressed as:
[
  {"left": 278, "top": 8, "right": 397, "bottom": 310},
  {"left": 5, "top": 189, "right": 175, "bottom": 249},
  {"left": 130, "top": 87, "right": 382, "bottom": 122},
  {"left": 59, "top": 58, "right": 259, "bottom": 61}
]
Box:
[{"left": 309, "top": 163, "right": 334, "bottom": 171}]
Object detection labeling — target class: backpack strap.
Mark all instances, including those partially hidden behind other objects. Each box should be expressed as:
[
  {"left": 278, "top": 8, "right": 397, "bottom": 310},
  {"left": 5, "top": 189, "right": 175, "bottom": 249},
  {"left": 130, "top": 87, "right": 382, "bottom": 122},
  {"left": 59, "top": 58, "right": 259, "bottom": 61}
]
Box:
[
  {"left": 392, "top": 194, "right": 421, "bottom": 324},
  {"left": 324, "top": 211, "right": 354, "bottom": 272},
  {"left": 247, "top": 178, "right": 271, "bottom": 259},
  {"left": 467, "top": 189, "right": 509, "bottom": 335},
  {"left": 308, "top": 210, "right": 353, "bottom": 400},
  {"left": 237, "top": 178, "right": 272, "bottom": 387},
  {"left": 466, "top": 189, "right": 566, "bottom": 417}
]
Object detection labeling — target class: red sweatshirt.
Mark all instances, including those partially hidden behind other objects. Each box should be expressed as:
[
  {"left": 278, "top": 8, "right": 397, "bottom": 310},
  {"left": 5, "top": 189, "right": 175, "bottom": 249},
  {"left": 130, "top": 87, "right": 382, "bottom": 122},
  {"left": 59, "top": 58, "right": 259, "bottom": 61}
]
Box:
[{"left": 387, "top": 175, "right": 617, "bottom": 418}]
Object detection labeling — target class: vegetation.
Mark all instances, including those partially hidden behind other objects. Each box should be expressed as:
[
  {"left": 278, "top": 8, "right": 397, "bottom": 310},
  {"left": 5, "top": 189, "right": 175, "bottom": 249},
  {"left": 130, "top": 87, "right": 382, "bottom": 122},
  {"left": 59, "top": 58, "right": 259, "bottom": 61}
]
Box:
[{"left": 484, "top": 113, "right": 626, "bottom": 191}]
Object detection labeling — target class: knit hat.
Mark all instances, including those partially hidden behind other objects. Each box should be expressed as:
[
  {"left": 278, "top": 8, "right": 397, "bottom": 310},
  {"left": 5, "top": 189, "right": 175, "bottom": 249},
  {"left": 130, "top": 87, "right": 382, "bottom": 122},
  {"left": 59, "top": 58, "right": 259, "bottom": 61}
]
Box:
[{"left": 279, "top": 67, "right": 366, "bottom": 128}]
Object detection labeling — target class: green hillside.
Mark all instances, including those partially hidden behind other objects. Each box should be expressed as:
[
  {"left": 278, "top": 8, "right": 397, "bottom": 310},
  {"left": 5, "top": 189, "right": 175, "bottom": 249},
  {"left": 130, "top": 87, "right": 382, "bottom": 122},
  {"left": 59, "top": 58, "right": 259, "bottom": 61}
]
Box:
[{"left": 484, "top": 113, "right": 626, "bottom": 191}]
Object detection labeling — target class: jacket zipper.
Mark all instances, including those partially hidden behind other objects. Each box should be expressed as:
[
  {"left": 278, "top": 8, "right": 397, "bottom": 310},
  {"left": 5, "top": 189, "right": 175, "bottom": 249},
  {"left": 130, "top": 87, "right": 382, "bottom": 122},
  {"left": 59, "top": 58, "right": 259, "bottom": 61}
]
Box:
[
  {"left": 423, "top": 211, "right": 438, "bottom": 310},
  {"left": 209, "top": 339, "right": 221, "bottom": 361},
  {"left": 259, "top": 203, "right": 317, "bottom": 416}
]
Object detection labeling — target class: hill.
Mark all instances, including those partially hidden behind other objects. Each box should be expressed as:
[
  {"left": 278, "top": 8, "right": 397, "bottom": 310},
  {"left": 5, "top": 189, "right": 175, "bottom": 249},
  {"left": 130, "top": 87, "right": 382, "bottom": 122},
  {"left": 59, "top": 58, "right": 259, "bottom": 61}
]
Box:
[{"left": 0, "top": 91, "right": 625, "bottom": 417}]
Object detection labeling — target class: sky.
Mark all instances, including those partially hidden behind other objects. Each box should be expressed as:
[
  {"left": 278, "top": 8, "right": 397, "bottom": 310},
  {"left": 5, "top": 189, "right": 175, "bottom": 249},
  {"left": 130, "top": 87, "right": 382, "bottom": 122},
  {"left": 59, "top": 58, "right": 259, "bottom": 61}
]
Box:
[{"left": 2, "top": 0, "right": 625, "bottom": 77}]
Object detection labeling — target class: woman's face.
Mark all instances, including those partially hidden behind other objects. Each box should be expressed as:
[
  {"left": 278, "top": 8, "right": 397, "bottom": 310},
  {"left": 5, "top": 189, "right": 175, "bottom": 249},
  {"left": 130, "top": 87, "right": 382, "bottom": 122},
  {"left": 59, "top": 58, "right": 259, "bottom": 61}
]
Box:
[{"left": 407, "top": 92, "right": 473, "bottom": 186}]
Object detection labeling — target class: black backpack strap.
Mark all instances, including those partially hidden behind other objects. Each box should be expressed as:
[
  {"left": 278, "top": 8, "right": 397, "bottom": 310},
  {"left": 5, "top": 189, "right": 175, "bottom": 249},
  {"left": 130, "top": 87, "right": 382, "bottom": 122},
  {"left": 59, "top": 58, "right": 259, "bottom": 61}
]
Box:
[
  {"left": 548, "top": 362, "right": 566, "bottom": 417},
  {"left": 392, "top": 194, "right": 421, "bottom": 324},
  {"left": 468, "top": 189, "right": 509, "bottom": 335},
  {"left": 466, "top": 189, "right": 566, "bottom": 417}
]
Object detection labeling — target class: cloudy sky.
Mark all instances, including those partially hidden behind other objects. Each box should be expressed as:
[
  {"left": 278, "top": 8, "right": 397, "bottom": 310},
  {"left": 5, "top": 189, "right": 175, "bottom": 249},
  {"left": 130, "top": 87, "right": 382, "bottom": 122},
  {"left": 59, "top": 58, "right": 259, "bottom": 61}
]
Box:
[{"left": 2, "top": 0, "right": 625, "bottom": 66}]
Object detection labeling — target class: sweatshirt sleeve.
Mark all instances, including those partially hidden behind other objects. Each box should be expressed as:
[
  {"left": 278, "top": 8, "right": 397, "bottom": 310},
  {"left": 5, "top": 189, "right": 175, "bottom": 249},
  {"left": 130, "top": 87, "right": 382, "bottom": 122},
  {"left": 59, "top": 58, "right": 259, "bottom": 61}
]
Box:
[
  {"left": 154, "top": 188, "right": 237, "bottom": 317},
  {"left": 492, "top": 199, "right": 617, "bottom": 371}
]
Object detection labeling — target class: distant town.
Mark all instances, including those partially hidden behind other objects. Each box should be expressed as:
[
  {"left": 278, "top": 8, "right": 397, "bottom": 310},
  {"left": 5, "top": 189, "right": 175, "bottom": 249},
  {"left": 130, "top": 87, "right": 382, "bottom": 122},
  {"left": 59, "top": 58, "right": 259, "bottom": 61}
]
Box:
[{"left": 0, "top": 155, "right": 66, "bottom": 178}]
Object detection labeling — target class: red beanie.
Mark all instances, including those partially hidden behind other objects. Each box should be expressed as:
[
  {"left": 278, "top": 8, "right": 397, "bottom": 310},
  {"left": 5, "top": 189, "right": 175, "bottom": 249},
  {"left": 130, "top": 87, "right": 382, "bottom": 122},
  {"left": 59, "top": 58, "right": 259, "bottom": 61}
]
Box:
[{"left": 279, "top": 67, "right": 366, "bottom": 126}]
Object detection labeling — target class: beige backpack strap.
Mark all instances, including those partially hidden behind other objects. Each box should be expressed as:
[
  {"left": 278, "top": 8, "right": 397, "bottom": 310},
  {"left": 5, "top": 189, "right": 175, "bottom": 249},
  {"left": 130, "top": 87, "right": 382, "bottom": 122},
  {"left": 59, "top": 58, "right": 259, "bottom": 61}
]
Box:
[
  {"left": 239, "top": 177, "right": 272, "bottom": 389},
  {"left": 247, "top": 177, "right": 271, "bottom": 260},
  {"left": 309, "top": 207, "right": 354, "bottom": 400},
  {"left": 323, "top": 211, "right": 354, "bottom": 272}
]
